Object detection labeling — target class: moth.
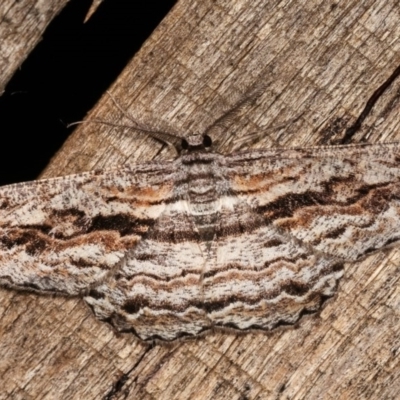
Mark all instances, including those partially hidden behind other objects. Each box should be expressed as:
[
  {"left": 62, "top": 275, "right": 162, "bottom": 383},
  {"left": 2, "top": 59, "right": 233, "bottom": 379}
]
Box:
[{"left": 1, "top": 98, "right": 400, "bottom": 342}]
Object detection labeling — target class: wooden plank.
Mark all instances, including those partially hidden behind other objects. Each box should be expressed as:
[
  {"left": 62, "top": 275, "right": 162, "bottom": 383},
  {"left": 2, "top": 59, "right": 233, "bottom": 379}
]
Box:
[
  {"left": 1, "top": 0, "right": 399, "bottom": 399},
  {"left": 0, "top": 0, "right": 71, "bottom": 92}
]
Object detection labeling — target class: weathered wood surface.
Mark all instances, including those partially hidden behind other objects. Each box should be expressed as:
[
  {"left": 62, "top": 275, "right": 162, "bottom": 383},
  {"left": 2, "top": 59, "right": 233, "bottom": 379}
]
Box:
[
  {"left": 83, "top": 0, "right": 103, "bottom": 23},
  {"left": 1, "top": 0, "right": 400, "bottom": 399},
  {"left": 0, "top": 0, "right": 71, "bottom": 93}
]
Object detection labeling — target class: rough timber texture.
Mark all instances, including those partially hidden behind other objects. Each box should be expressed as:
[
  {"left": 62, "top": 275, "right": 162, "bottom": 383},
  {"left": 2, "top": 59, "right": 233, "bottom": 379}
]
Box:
[
  {"left": 1, "top": 0, "right": 400, "bottom": 399},
  {"left": 84, "top": 0, "right": 103, "bottom": 22},
  {"left": 0, "top": 0, "right": 71, "bottom": 93}
]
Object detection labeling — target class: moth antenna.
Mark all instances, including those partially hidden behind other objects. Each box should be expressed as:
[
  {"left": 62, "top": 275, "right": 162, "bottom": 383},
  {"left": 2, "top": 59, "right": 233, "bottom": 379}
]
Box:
[
  {"left": 69, "top": 91, "right": 183, "bottom": 155},
  {"left": 105, "top": 90, "right": 183, "bottom": 151},
  {"left": 204, "top": 82, "right": 267, "bottom": 140},
  {"left": 230, "top": 113, "right": 304, "bottom": 152}
]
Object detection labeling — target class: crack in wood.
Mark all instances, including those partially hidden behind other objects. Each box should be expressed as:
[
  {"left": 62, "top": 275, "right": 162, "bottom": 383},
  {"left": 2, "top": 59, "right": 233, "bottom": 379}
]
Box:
[{"left": 341, "top": 63, "right": 400, "bottom": 143}]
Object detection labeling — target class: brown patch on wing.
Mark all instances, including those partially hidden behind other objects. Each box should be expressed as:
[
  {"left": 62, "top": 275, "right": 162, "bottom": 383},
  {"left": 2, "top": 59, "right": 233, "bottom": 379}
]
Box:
[{"left": 124, "top": 182, "right": 173, "bottom": 203}]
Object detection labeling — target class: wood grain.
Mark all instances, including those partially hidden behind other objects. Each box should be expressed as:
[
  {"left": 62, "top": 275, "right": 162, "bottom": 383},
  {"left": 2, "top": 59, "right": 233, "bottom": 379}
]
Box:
[
  {"left": 1, "top": 0, "right": 400, "bottom": 399},
  {"left": 0, "top": 0, "right": 71, "bottom": 92}
]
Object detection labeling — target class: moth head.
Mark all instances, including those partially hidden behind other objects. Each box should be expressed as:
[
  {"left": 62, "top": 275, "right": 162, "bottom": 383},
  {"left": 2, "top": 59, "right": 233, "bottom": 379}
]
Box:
[{"left": 180, "top": 134, "right": 213, "bottom": 153}]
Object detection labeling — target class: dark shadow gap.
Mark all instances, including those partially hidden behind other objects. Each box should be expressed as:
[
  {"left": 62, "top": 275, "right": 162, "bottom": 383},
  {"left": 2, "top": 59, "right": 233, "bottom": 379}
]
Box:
[{"left": 0, "top": 0, "right": 176, "bottom": 185}]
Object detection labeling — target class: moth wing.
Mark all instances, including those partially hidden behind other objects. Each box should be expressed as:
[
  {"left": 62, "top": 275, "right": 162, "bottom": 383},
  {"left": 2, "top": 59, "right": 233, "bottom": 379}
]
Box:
[
  {"left": 0, "top": 162, "right": 176, "bottom": 295},
  {"left": 227, "top": 143, "right": 400, "bottom": 261},
  {"left": 84, "top": 200, "right": 211, "bottom": 342},
  {"left": 203, "top": 199, "right": 343, "bottom": 331},
  {"left": 201, "top": 142, "right": 400, "bottom": 331}
]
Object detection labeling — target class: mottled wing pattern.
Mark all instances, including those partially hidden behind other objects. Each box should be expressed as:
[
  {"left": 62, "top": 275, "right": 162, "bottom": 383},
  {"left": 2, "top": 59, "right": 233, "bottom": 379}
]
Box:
[
  {"left": 200, "top": 143, "right": 400, "bottom": 332},
  {"left": 0, "top": 163, "right": 176, "bottom": 294},
  {"left": 228, "top": 143, "right": 400, "bottom": 260},
  {"left": 85, "top": 202, "right": 212, "bottom": 341},
  {"left": 85, "top": 153, "right": 222, "bottom": 341},
  {"left": 203, "top": 201, "right": 342, "bottom": 332},
  {"left": 2, "top": 142, "right": 400, "bottom": 342}
]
